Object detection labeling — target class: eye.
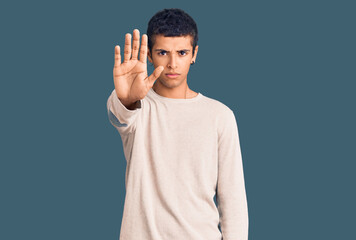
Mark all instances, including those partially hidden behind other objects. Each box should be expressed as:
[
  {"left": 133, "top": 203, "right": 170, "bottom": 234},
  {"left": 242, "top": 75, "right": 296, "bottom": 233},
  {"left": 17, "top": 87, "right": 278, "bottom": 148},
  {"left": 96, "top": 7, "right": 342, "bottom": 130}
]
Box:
[
  {"left": 158, "top": 51, "right": 167, "bottom": 56},
  {"left": 179, "top": 51, "right": 187, "bottom": 56}
]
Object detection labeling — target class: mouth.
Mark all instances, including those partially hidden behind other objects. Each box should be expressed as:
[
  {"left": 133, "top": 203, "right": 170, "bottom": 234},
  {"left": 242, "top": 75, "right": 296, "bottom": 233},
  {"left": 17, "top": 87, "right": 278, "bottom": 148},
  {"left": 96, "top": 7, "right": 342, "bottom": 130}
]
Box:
[{"left": 165, "top": 73, "right": 180, "bottom": 78}]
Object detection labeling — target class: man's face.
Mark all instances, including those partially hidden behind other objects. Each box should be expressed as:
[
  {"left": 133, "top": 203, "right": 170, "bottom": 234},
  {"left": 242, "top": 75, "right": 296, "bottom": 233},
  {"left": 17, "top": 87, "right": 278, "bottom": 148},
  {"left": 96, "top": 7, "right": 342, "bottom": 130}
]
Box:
[{"left": 148, "top": 35, "right": 198, "bottom": 89}]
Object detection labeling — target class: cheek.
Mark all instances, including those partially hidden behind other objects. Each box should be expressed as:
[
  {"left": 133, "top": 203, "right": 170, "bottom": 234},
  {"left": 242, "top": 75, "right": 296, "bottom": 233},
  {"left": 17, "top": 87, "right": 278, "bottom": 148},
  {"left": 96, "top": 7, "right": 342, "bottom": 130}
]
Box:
[
  {"left": 153, "top": 58, "right": 167, "bottom": 66},
  {"left": 177, "top": 58, "right": 189, "bottom": 65},
  {"left": 182, "top": 61, "right": 192, "bottom": 71}
]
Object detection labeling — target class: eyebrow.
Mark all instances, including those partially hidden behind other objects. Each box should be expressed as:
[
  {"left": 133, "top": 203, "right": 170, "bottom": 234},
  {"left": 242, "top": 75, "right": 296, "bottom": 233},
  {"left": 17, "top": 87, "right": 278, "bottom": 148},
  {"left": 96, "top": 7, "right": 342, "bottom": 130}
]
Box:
[{"left": 154, "top": 49, "right": 191, "bottom": 52}]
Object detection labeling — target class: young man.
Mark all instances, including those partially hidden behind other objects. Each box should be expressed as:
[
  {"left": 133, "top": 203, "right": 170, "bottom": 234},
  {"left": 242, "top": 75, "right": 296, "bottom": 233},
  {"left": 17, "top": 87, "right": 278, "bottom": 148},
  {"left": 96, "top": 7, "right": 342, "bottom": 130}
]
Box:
[{"left": 107, "top": 8, "right": 248, "bottom": 240}]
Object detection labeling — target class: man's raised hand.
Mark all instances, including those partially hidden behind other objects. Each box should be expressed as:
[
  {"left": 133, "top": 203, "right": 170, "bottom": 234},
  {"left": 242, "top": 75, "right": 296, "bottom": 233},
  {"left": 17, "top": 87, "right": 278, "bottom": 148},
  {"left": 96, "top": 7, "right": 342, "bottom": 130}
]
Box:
[{"left": 113, "top": 29, "right": 164, "bottom": 105}]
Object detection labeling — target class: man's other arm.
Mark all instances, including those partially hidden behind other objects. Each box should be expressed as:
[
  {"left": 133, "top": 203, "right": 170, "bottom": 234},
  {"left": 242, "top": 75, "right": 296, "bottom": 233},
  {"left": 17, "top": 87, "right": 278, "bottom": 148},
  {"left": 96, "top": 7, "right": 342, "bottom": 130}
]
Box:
[{"left": 217, "top": 109, "right": 249, "bottom": 240}]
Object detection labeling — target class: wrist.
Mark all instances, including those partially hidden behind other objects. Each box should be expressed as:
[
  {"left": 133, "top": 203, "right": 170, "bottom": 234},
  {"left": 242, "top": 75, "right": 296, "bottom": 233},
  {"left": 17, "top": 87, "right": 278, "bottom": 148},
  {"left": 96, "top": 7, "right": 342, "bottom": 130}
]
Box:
[{"left": 119, "top": 98, "right": 139, "bottom": 110}]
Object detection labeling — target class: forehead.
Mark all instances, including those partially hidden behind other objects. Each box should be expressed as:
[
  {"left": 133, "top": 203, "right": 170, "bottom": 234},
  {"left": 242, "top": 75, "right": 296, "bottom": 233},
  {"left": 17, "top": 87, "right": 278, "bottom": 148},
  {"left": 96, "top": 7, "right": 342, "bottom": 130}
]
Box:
[{"left": 152, "top": 35, "right": 193, "bottom": 50}]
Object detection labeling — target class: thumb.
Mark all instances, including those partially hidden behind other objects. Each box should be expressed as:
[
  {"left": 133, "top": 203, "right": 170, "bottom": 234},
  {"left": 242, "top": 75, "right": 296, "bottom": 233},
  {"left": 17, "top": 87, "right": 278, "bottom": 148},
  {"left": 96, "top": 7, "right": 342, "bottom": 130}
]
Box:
[{"left": 147, "top": 66, "right": 164, "bottom": 87}]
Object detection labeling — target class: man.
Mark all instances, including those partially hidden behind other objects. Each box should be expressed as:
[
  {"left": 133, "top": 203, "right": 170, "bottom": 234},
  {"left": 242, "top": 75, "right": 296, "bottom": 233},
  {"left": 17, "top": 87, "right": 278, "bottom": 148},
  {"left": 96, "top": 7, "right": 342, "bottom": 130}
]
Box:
[{"left": 107, "top": 8, "right": 248, "bottom": 240}]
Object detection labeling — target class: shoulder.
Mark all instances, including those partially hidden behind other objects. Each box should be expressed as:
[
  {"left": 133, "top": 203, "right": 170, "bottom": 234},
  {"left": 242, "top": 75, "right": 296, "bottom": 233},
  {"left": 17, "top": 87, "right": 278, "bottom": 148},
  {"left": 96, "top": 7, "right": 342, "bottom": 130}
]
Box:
[
  {"left": 200, "top": 93, "right": 235, "bottom": 117},
  {"left": 200, "top": 94, "right": 238, "bottom": 137}
]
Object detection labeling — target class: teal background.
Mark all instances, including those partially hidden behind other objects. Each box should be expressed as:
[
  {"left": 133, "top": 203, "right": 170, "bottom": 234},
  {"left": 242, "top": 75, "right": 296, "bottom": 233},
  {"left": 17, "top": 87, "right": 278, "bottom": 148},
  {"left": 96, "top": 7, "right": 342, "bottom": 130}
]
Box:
[{"left": 1, "top": 0, "right": 355, "bottom": 239}]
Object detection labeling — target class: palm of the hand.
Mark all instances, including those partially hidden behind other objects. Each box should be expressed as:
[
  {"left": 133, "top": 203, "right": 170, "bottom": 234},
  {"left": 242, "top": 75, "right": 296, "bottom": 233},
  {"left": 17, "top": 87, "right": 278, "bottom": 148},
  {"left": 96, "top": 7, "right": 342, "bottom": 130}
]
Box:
[
  {"left": 115, "top": 59, "right": 148, "bottom": 99},
  {"left": 113, "top": 29, "right": 164, "bottom": 102}
]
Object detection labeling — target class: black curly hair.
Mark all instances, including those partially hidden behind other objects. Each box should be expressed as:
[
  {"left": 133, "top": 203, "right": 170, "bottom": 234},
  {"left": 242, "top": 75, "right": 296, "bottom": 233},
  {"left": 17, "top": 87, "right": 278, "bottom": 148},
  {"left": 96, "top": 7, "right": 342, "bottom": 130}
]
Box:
[{"left": 147, "top": 8, "right": 198, "bottom": 57}]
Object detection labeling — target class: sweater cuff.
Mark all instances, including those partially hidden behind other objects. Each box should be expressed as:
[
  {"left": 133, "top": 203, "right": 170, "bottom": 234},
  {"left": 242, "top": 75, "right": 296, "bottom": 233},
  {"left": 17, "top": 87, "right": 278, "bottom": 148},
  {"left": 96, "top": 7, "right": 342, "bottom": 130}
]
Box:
[{"left": 107, "top": 89, "right": 142, "bottom": 132}]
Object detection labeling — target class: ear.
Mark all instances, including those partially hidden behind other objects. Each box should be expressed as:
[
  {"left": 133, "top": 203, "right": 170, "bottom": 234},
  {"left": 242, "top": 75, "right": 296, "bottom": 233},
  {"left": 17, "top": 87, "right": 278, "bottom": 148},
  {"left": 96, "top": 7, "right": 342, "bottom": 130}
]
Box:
[
  {"left": 192, "top": 45, "right": 199, "bottom": 62},
  {"left": 147, "top": 49, "right": 153, "bottom": 63}
]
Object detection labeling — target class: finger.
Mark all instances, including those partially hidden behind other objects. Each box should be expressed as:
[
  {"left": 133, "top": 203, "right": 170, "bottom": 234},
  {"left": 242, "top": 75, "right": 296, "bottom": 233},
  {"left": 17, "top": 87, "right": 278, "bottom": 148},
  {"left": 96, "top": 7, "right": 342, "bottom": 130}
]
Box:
[
  {"left": 123, "top": 33, "right": 131, "bottom": 63},
  {"left": 147, "top": 66, "right": 164, "bottom": 87},
  {"left": 139, "top": 34, "right": 148, "bottom": 63},
  {"left": 114, "top": 45, "right": 121, "bottom": 68},
  {"left": 131, "top": 29, "right": 140, "bottom": 60}
]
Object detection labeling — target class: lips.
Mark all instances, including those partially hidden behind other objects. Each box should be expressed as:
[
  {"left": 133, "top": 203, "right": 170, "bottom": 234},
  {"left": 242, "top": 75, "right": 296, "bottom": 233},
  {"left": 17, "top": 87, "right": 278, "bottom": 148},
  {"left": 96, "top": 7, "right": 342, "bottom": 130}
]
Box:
[{"left": 165, "top": 73, "right": 180, "bottom": 79}]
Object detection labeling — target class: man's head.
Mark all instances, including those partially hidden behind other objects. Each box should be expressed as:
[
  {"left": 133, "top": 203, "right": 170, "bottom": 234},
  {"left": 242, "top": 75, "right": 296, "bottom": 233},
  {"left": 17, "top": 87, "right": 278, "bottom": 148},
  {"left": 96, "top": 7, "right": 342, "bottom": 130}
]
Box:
[
  {"left": 146, "top": 8, "right": 199, "bottom": 89},
  {"left": 147, "top": 8, "right": 198, "bottom": 57}
]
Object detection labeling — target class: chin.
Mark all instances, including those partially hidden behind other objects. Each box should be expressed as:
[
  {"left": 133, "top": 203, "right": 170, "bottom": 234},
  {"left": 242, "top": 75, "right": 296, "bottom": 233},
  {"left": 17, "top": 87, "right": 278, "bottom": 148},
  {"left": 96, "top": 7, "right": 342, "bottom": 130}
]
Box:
[{"left": 159, "top": 77, "right": 183, "bottom": 89}]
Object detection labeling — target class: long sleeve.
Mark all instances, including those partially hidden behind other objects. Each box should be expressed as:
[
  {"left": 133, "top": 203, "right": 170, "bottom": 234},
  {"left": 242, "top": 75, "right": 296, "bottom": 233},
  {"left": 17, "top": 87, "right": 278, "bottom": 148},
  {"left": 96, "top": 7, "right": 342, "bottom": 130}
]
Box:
[
  {"left": 106, "top": 89, "right": 142, "bottom": 136},
  {"left": 217, "top": 109, "right": 249, "bottom": 240}
]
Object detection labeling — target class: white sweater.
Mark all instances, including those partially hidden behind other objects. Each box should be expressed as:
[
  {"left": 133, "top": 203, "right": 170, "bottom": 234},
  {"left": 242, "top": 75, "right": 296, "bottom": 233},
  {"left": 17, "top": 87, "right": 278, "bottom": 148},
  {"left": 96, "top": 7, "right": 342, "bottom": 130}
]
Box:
[{"left": 107, "top": 87, "right": 249, "bottom": 240}]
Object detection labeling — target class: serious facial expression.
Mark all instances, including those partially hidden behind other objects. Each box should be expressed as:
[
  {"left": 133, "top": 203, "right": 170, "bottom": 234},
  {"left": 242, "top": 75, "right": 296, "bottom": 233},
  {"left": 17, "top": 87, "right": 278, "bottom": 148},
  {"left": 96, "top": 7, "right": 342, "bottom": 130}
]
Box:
[{"left": 148, "top": 35, "right": 199, "bottom": 88}]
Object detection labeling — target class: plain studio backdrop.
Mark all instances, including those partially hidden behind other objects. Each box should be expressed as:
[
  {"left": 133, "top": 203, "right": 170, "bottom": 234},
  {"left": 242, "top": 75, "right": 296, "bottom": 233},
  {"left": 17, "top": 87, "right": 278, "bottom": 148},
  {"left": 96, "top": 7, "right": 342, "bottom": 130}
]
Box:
[{"left": 0, "top": 0, "right": 355, "bottom": 239}]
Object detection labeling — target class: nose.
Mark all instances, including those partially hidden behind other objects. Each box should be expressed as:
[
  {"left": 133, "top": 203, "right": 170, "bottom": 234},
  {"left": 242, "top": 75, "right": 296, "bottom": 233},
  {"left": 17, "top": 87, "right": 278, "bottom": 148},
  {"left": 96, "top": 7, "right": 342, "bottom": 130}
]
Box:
[{"left": 167, "top": 55, "right": 177, "bottom": 69}]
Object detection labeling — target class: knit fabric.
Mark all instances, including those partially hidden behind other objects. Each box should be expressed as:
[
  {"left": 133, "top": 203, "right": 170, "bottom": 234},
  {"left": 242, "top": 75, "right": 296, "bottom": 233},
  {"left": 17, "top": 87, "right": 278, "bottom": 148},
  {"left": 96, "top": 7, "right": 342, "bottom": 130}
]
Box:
[{"left": 107, "top": 88, "right": 249, "bottom": 240}]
